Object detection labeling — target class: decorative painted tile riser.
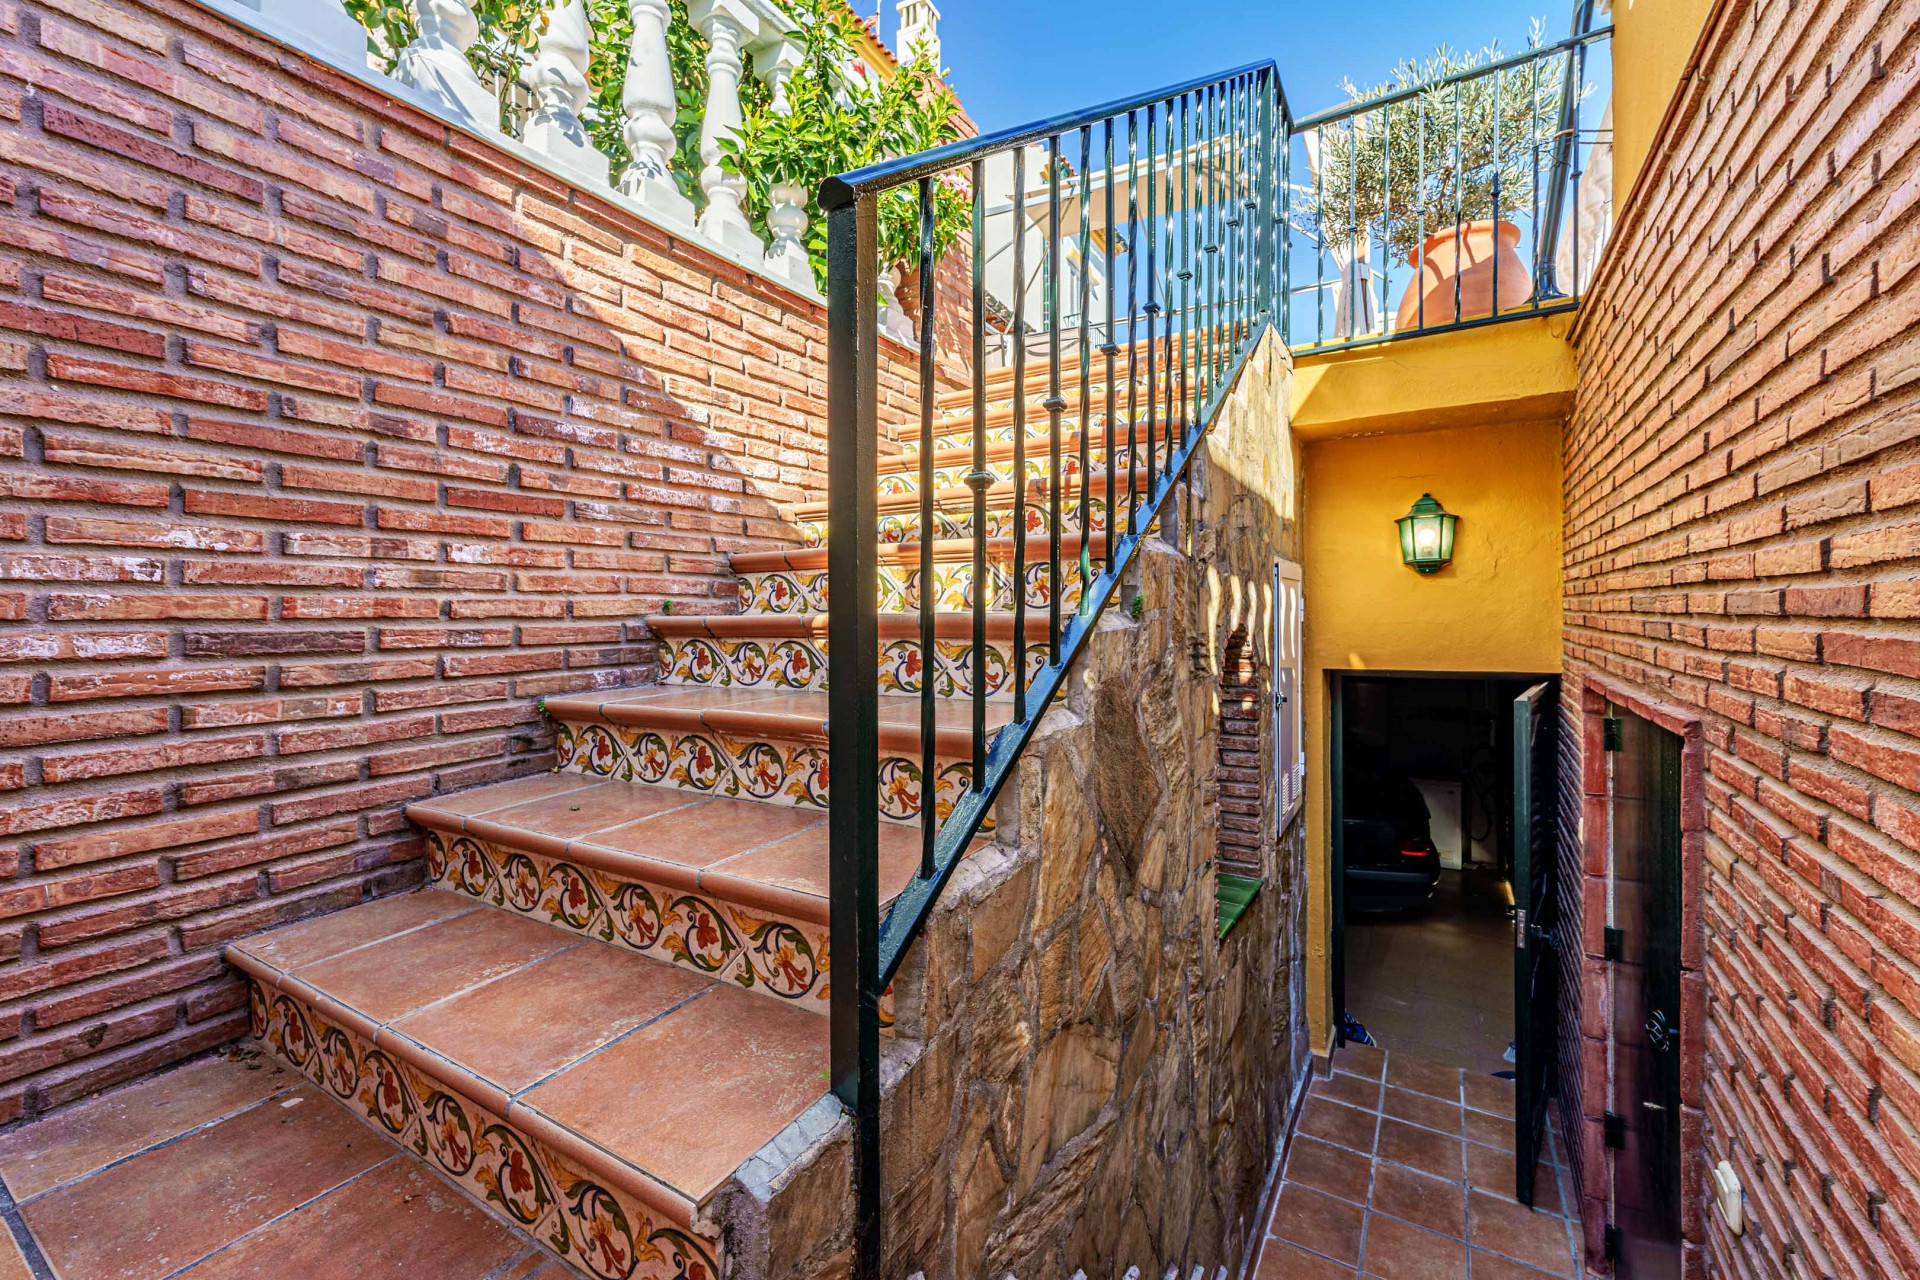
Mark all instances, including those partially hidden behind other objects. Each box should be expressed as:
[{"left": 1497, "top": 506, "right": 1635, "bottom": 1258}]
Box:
[
  {"left": 740, "top": 558, "right": 1085, "bottom": 615},
  {"left": 798, "top": 496, "right": 1114, "bottom": 549},
  {"left": 421, "top": 830, "right": 884, "bottom": 1023},
  {"left": 552, "top": 720, "right": 983, "bottom": 828},
  {"left": 659, "top": 634, "right": 1046, "bottom": 703},
  {"left": 874, "top": 441, "right": 1142, "bottom": 500},
  {"left": 246, "top": 979, "right": 723, "bottom": 1280}
]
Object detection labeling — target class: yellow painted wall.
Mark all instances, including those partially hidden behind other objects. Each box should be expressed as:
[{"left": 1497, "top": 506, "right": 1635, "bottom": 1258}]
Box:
[
  {"left": 1300, "top": 418, "right": 1564, "bottom": 1052},
  {"left": 1291, "top": 314, "right": 1575, "bottom": 442},
  {"left": 1610, "top": 0, "right": 1715, "bottom": 215}
]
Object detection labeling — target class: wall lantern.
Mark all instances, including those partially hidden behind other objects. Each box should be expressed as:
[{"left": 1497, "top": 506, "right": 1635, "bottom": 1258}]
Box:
[{"left": 1396, "top": 493, "right": 1458, "bottom": 574}]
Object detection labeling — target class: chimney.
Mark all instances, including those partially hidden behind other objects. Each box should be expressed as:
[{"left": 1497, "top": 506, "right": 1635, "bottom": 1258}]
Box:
[{"left": 893, "top": 0, "right": 941, "bottom": 69}]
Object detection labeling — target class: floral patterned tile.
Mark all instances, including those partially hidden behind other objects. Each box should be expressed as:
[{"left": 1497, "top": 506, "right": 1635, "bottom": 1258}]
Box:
[
  {"left": 250, "top": 980, "right": 724, "bottom": 1280},
  {"left": 740, "top": 555, "right": 1085, "bottom": 616},
  {"left": 656, "top": 633, "right": 1046, "bottom": 703},
  {"left": 420, "top": 829, "right": 881, "bottom": 1023},
  {"left": 551, "top": 719, "right": 980, "bottom": 827}
]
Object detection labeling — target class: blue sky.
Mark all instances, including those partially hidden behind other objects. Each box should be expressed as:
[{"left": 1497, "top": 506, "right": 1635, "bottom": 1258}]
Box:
[{"left": 873, "top": 0, "right": 1582, "bottom": 131}]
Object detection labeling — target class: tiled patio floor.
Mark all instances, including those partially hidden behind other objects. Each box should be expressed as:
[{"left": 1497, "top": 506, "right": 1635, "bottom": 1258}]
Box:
[
  {"left": 1252, "top": 1043, "right": 1583, "bottom": 1280},
  {"left": 0, "top": 1049, "right": 562, "bottom": 1279}
]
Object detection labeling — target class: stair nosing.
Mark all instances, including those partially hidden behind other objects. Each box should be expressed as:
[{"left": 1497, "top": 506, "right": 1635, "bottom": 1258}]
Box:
[
  {"left": 643, "top": 610, "right": 1053, "bottom": 641},
  {"left": 538, "top": 695, "right": 995, "bottom": 757},
  {"left": 730, "top": 529, "right": 1112, "bottom": 575}
]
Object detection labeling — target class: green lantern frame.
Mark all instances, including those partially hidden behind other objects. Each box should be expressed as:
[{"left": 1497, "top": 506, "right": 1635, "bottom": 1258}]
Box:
[{"left": 1396, "top": 493, "right": 1458, "bottom": 574}]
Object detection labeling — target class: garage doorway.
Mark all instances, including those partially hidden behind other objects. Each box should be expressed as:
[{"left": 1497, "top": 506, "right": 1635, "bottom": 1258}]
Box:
[{"left": 1329, "top": 673, "right": 1557, "bottom": 1077}]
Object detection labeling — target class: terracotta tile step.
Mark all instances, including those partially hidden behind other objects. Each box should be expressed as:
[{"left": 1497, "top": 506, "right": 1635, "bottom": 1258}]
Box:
[
  {"left": 227, "top": 886, "right": 827, "bottom": 1258},
  {"left": 731, "top": 530, "right": 1110, "bottom": 576},
  {"left": 541, "top": 685, "right": 1010, "bottom": 757},
  {"left": 405, "top": 772, "right": 971, "bottom": 930},
  {"left": 931, "top": 339, "right": 1177, "bottom": 407},
  {"left": 645, "top": 610, "right": 1054, "bottom": 642},
  {"left": 877, "top": 427, "right": 1157, "bottom": 480},
  {"left": 789, "top": 464, "right": 1161, "bottom": 523}
]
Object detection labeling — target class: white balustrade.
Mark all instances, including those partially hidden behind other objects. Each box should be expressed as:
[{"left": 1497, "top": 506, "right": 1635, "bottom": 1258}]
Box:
[
  {"left": 689, "top": 0, "right": 766, "bottom": 264},
  {"left": 524, "top": 0, "right": 608, "bottom": 186},
  {"left": 393, "top": 0, "right": 501, "bottom": 135},
  {"left": 619, "top": 0, "right": 696, "bottom": 222},
  {"left": 749, "top": 35, "right": 803, "bottom": 115}
]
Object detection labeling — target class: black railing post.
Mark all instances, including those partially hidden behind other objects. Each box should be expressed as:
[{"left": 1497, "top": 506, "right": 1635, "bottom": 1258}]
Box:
[{"left": 822, "top": 194, "right": 882, "bottom": 1279}]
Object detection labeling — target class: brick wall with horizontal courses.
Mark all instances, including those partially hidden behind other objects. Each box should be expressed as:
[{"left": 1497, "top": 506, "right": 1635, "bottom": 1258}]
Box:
[
  {"left": 0, "top": 0, "right": 951, "bottom": 1124},
  {"left": 1562, "top": 0, "right": 1920, "bottom": 1274}
]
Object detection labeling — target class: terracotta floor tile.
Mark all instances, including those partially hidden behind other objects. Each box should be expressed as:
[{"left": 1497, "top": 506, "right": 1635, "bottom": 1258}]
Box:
[
  {"left": 0, "top": 1051, "right": 296, "bottom": 1201},
  {"left": 1255, "top": 1239, "right": 1356, "bottom": 1280},
  {"left": 294, "top": 909, "right": 577, "bottom": 1024},
  {"left": 521, "top": 984, "right": 828, "bottom": 1202},
  {"left": 1469, "top": 1247, "right": 1566, "bottom": 1280},
  {"left": 1370, "top": 1162, "right": 1466, "bottom": 1239},
  {"left": 707, "top": 821, "right": 929, "bottom": 904},
  {"left": 1334, "top": 1044, "right": 1387, "bottom": 1080},
  {"left": 1312, "top": 1069, "right": 1384, "bottom": 1112},
  {"left": 1464, "top": 1074, "right": 1518, "bottom": 1119},
  {"left": 1361, "top": 1212, "right": 1469, "bottom": 1280},
  {"left": 1267, "top": 1183, "right": 1365, "bottom": 1266},
  {"left": 21, "top": 1085, "right": 387, "bottom": 1279},
  {"left": 391, "top": 941, "right": 712, "bottom": 1096},
  {"left": 484, "top": 781, "right": 697, "bottom": 839},
  {"left": 414, "top": 773, "right": 599, "bottom": 817},
  {"left": 0, "top": 1231, "right": 29, "bottom": 1280},
  {"left": 1465, "top": 1143, "right": 1562, "bottom": 1213},
  {"left": 873, "top": 693, "right": 1013, "bottom": 732},
  {"left": 1467, "top": 1190, "right": 1577, "bottom": 1276},
  {"left": 578, "top": 797, "right": 824, "bottom": 868},
  {"left": 177, "top": 1156, "right": 533, "bottom": 1279},
  {"left": 599, "top": 686, "right": 797, "bottom": 712},
  {"left": 231, "top": 891, "right": 475, "bottom": 972},
  {"left": 1382, "top": 1086, "right": 1461, "bottom": 1135},
  {"left": 1464, "top": 1107, "right": 1516, "bottom": 1152},
  {"left": 1297, "top": 1096, "right": 1379, "bottom": 1154},
  {"left": 1385, "top": 1054, "right": 1462, "bottom": 1102},
  {"left": 1376, "top": 1118, "right": 1463, "bottom": 1181},
  {"left": 1283, "top": 1135, "right": 1374, "bottom": 1204}
]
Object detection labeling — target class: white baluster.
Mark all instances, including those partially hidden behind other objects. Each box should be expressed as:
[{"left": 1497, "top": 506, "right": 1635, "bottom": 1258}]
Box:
[
  {"left": 763, "top": 181, "right": 813, "bottom": 291},
  {"left": 252, "top": 0, "right": 371, "bottom": 70},
  {"left": 689, "top": 0, "right": 766, "bottom": 263},
  {"left": 393, "top": 0, "right": 500, "bottom": 135},
  {"left": 749, "top": 35, "right": 803, "bottom": 115},
  {"left": 524, "top": 0, "right": 608, "bottom": 186},
  {"left": 619, "top": 0, "right": 695, "bottom": 222}
]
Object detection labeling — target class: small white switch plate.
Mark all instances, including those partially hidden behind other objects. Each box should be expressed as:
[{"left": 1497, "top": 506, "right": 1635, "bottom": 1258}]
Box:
[{"left": 1712, "top": 1159, "right": 1744, "bottom": 1236}]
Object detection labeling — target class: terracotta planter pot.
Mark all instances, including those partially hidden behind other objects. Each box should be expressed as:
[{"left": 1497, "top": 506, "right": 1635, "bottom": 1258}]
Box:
[{"left": 1393, "top": 219, "right": 1532, "bottom": 331}]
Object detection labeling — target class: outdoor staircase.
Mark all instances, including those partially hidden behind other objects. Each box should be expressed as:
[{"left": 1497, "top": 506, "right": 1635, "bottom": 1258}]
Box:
[{"left": 223, "top": 359, "right": 1167, "bottom": 1278}]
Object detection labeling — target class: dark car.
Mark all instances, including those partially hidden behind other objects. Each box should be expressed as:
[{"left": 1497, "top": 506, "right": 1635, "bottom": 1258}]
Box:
[{"left": 1342, "top": 764, "right": 1441, "bottom": 912}]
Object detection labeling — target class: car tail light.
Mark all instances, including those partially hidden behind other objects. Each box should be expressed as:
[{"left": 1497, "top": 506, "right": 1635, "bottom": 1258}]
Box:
[{"left": 1400, "top": 845, "right": 1432, "bottom": 857}]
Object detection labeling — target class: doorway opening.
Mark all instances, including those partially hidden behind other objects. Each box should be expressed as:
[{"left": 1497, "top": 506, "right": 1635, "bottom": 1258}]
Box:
[{"left": 1330, "top": 673, "right": 1552, "bottom": 1075}]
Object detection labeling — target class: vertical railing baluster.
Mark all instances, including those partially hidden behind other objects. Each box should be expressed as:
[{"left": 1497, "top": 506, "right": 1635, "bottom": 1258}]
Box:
[
  {"left": 1416, "top": 96, "right": 1427, "bottom": 331},
  {"left": 915, "top": 177, "right": 937, "bottom": 880},
  {"left": 1077, "top": 125, "right": 1093, "bottom": 612},
  {"left": 968, "top": 159, "right": 987, "bottom": 789},
  {"left": 1205, "top": 84, "right": 1218, "bottom": 402},
  {"left": 1261, "top": 72, "right": 1278, "bottom": 326},
  {"left": 1452, "top": 78, "right": 1464, "bottom": 326},
  {"left": 1010, "top": 147, "right": 1028, "bottom": 723},
  {"left": 1530, "top": 54, "right": 1542, "bottom": 309},
  {"left": 1491, "top": 68, "right": 1502, "bottom": 320},
  {"left": 1345, "top": 112, "right": 1357, "bottom": 340},
  {"left": 1238, "top": 74, "right": 1251, "bottom": 347},
  {"left": 1143, "top": 100, "right": 1158, "bottom": 511},
  {"left": 1281, "top": 99, "right": 1291, "bottom": 344},
  {"left": 1103, "top": 119, "right": 1117, "bottom": 576},
  {"left": 1313, "top": 120, "right": 1323, "bottom": 346},
  {"left": 1379, "top": 104, "right": 1392, "bottom": 330},
  {"left": 1123, "top": 109, "right": 1140, "bottom": 539},
  {"left": 1162, "top": 97, "right": 1178, "bottom": 461},
  {"left": 1571, "top": 38, "right": 1586, "bottom": 300},
  {"left": 1179, "top": 93, "right": 1193, "bottom": 448},
  {"left": 1045, "top": 136, "right": 1063, "bottom": 664}
]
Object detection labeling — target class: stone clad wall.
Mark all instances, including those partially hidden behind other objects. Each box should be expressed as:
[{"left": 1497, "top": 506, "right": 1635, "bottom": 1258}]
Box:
[
  {"left": 1561, "top": 0, "right": 1920, "bottom": 1272},
  {"left": 730, "top": 330, "right": 1309, "bottom": 1279},
  {"left": 0, "top": 0, "right": 938, "bottom": 1125}
]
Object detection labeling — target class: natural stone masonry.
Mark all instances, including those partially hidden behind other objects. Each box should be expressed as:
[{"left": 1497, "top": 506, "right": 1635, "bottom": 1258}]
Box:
[
  {"left": 719, "top": 330, "right": 1309, "bottom": 1279},
  {"left": 1561, "top": 0, "right": 1920, "bottom": 1273},
  {"left": 0, "top": 0, "right": 941, "bottom": 1124}
]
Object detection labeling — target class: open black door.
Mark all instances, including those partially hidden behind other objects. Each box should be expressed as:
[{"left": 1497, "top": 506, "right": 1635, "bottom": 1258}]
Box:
[{"left": 1511, "top": 680, "right": 1560, "bottom": 1206}]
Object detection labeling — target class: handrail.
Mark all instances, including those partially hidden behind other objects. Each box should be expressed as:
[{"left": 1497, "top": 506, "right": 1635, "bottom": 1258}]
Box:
[
  {"left": 823, "top": 61, "right": 1287, "bottom": 1276},
  {"left": 819, "top": 60, "right": 1282, "bottom": 208}
]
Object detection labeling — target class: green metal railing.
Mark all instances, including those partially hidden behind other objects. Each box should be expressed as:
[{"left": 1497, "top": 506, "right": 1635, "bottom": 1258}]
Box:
[{"left": 819, "top": 61, "right": 1289, "bottom": 1274}]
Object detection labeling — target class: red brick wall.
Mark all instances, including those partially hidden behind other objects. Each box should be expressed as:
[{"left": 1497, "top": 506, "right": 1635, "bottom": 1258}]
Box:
[
  {"left": 0, "top": 0, "right": 938, "bottom": 1124},
  {"left": 1219, "top": 622, "right": 1262, "bottom": 874},
  {"left": 1562, "top": 0, "right": 1920, "bottom": 1273}
]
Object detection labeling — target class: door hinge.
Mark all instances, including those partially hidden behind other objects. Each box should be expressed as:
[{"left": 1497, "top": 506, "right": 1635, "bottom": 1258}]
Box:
[
  {"left": 1604, "top": 926, "right": 1624, "bottom": 961},
  {"left": 1603, "top": 717, "right": 1623, "bottom": 752},
  {"left": 1604, "top": 1111, "right": 1626, "bottom": 1148},
  {"left": 1604, "top": 1225, "right": 1621, "bottom": 1261}
]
